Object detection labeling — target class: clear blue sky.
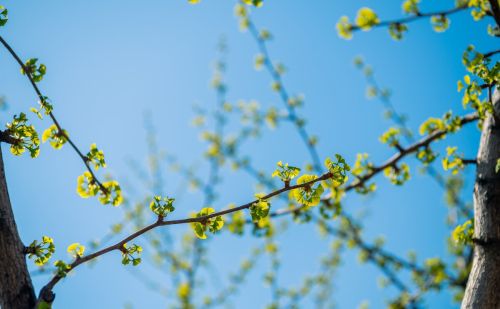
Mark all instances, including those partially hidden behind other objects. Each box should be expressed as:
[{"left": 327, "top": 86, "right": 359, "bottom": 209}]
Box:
[{"left": 0, "top": 0, "right": 496, "bottom": 308}]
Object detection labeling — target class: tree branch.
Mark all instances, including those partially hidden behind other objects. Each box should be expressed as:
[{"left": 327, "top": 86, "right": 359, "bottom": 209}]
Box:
[
  {"left": 0, "top": 130, "right": 18, "bottom": 145},
  {"left": 0, "top": 35, "right": 108, "bottom": 193},
  {"left": 488, "top": 0, "right": 500, "bottom": 28},
  {"left": 351, "top": 5, "right": 468, "bottom": 32},
  {"left": 37, "top": 171, "right": 334, "bottom": 303},
  {"left": 343, "top": 113, "right": 479, "bottom": 192}
]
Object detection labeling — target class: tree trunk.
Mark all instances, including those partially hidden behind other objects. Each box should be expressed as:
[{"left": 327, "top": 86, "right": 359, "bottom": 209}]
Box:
[
  {"left": 0, "top": 144, "right": 36, "bottom": 308},
  {"left": 462, "top": 88, "right": 500, "bottom": 308}
]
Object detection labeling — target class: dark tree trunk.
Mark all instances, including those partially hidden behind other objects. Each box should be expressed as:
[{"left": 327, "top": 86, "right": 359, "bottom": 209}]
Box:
[
  {"left": 0, "top": 145, "right": 36, "bottom": 308},
  {"left": 462, "top": 89, "right": 500, "bottom": 308}
]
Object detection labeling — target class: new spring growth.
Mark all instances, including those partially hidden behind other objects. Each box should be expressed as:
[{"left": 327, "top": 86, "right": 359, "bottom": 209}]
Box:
[
  {"left": 271, "top": 161, "right": 300, "bottom": 187},
  {"left": 150, "top": 195, "right": 175, "bottom": 219}
]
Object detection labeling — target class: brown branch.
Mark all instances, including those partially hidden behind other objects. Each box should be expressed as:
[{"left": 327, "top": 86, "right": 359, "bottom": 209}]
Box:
[
  {"left": 0, "top": 35, "right": 108, "bottom": 193},
  {"left": 484, "top": 49, "right": 500, "bottom": 58},
  {"left": 361, "top": 65, "right": 473, "bottom": 218},
  {"left": 243, "top": 112, "right": 478, "bottom": 220},
  {"left": 38, "top": 112, "right": 479, "bottom": 303},
  {"left": 351, "top": 6, "right": 468, "bottom": 32},
  {"left": 0, "top": 130, "right": 18, "bottom": 145},
  {"left": 37, "top": 171, "right": 333, "bottom": 303},
  {"left": 463, "top": 158, "right": 478, "bottom": 165},
  {"left": 488, "top": 0, "right": 500, "bottom": 28},
  {"left": 343, "top": 113, "right": 479, "bottom": 192}
]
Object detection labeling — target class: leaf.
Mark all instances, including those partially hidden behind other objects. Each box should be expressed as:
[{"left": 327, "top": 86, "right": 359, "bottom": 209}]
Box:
[
  {"left": 42, "top": 124, "right": 68, "bottom": 149},
  {"left": 191, "top": 207, "right": 224, "bottom": 239},
  {"left": 336, "top": 16, "right": 353, "bottom": 40},
  {"left": 76, "top": 171, "right": 98, "bottom": 198},
  {"left": 355, "top": 7, "right": 380, "bottom": 30},
  {"left": 67, "top": 242, "right": 85, "bottom": 258},
  {"left": 292, "top": 174, "right": 324, "bottom": 207}
]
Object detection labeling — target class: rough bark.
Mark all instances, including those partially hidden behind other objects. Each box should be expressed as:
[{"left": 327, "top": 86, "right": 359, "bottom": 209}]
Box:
[
  {"left": 0, "top": 144, "right": 36, "bottom": 308},
  {"left": 462, "top": 88, "right": 500, "bottom": 309}
]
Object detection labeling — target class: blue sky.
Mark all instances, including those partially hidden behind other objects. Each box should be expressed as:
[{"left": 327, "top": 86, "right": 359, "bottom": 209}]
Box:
[{"left": 0, "top": 0, "right": 497, "bottom": 308}]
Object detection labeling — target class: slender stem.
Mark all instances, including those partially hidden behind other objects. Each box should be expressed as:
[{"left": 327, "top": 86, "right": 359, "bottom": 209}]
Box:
[
  {"left": 364, "top": 69, "right": 474, "bottom": 218},
  {"left": 484, "top": 49, "right": 500, "bottom": 58},
  {"left": 343, "top": 113, "right": 479, "bottom": 192},
  {"left": 37, "top": 171, "right": 333, "bottom": 302},
  {"left": 351, "top": 6, "right": 468, "bottom": 31},
  {"left": 0, "top": 35, "right": 107, "bottom": 192}
]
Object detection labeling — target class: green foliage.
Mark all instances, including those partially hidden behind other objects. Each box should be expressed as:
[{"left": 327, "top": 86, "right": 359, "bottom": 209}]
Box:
[
  {"left": 53, "top": 260, "right": 71, "bottom": 277},
  {"left": 227, "top": 206, "right": 245, "bottom": 235},
  {"left": 292, "top": 174, "right": 324, "bottom": 207},
  {"left": 252, "top": 215, "right": 274, "bottom": 237},
  {"left": 250, "top": 194, "right": 271, "bottom": 223},
  {"left": 383, "top": 163, "right": 410, "bottom": 185},
  {"left": 27, "top": 236, "right": 55, "bottom": 266},
  {"left": 324, "top": 154, "right": 350, "bottom": 185},
  {"left": 496, "top": 158, "right": 500, "bottom": 173},
  {"left": 271, "top": 161, "right": 300, "bottom": 184},
  {"left": 419, "top": 117, "right": 445, "bottom": 136},
  {"left": 351, "top": 153, "right": 373, "bottom": 176},
  {"left": 288, "top": 94, "right": 304, "bottom": 108},
  {"left": 467, "top": 0, "right": 490, "bottom": 21},
  {"left": 402, "top": 0, "right": 420, "bottom": 15},
  {"left": 1, "top": 2, "right": 491, "bottom": 306},
  {"left": 76, "top": 172, "right": 123, "bottom": 206},
  {"left": 149, "top": 195, "right": 175, "bottom": 218},
  {"left": 235, "top": 4, "right": 250, "bottom": 31},
  {"left": 177, "top": 282, "right": 191, "bottom": 302},
  {"left": 0, "top": 6, "right": 7, "bottom": 26},
  {"left": 259, "top": 29, "right": 272, "bottom": 40},
  {"left": 442, "top": 146, "right": 464, "bottom": 174},
  {"left": 416, "top": 146, "right": 437, "bottom": 165},
  {"left": 5, "top": 112, "right": 40, "bottom": 158},
  {"left": 42, "top": 124, "right": 68, "bottom": 149},
  {"left": 452, "top": 220, "right": 473, "bottom": 245},
  {"left": 379, "top": 127, "right": 401, "bottom": 148},
  {"left": 255, "top": 53, "right": 265, "bottom": 70},
  {"left": 423, "top": 257, "right": 447, "bottom": 285},
  {"left": 242, "top": 0, "right": 264, "bottom": 7},
  {"left": 21, "top": 58, "right": 47, "bottom": 82},
  {"left": 271, "top": 81, "right": 281, "bottom": 92},
  {"left": 121, "top": 243, "right": 142, "bottom": 266},
  {"left": 37, "top": 301, "right": 52, "bottom": 309},
  {"left": 67, "top": 242, "right": 85, "bottom": 258},
  {"left": 463, "top": 45, "right": 499, "bottom": 84},
  {"left": 264, "top": 107, "right": 280, "bottom": 129},
  {"left": 458, "top": 74, "right": 484, "bottom": 112},
  {"left": 86, "top": 143, "right": 106, "bottom": 169},
  {"left": 442, "top": 111, "right": 463, "bottom": 133},
  {"left": 388, "top": 23, "right": 408, "bottom": 40},
  {"left": 76, "top": 171, "right": 99, "bottom": 198},
  {"left": 30, "top": 96, "right": 53, "bottom": 120},
  {"left": 487, "top": 24, "right": 500, "bottom": 37},
  {"left": 355, "top": 7, "right": 380, "bottom": 30},
  {"left": 99, "top": 180, "right": 123, "bottom": 206},
  {"left": 336, "top": 16, "right": 353, "bottom": 39},
  {"left": 319, "top": 191, "right": 342, "bottom": 219},
  {"left": 351, "top": 153, "right": 377, "bottom": 194},
  {"left": 431, "top": 15, "right": 450, "bottom": 32},
  {"left": 191, "top": 207, "right": 224, "bottom": 239}
]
